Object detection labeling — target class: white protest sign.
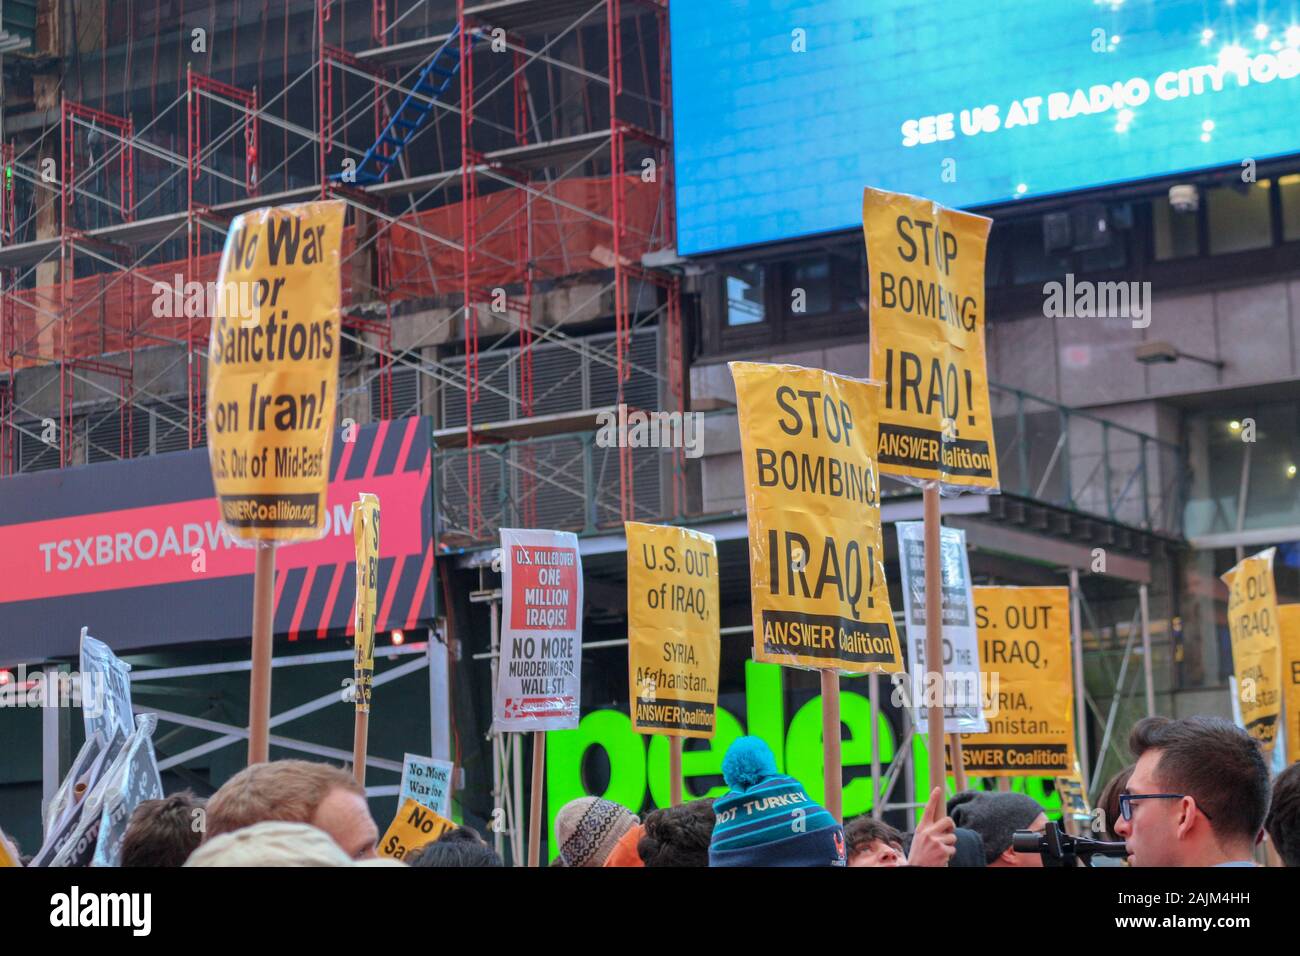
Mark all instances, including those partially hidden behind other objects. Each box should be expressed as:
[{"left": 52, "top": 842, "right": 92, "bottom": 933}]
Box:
[
  {"left": 894, "top": 522, "right": 987, "bottom": 734},
  {"left": 493, "top": 528, "right": 583, "bottom": 732},
  {"left": 80, "top": 628, "right": 134, "bottom": 745},
  {"left": 400, "top": 753, "right": 455, "bottom": 817}
]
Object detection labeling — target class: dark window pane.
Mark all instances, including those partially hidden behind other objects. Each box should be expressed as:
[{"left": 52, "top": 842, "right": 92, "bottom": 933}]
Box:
[
  {"left": 1280, "top": 174, "right": 1300, "bottom": 242},
  {"left": 1152, "top": 195, "right": 1199, "bottom": 260},
  {"left": 724, "top": 264, "right": 765, "bottom": 326},
  {"left": 1207, "top": 181, "right": 1272, "bottom": 255},
  {"left": 786, "top": 256, "right": 831, "bottom": 316}
]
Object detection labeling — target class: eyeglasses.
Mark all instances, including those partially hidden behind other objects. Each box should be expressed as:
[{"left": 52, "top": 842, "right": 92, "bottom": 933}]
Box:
[{"left": 1118, "top": 792, "right": 1213, "bottom": 821}]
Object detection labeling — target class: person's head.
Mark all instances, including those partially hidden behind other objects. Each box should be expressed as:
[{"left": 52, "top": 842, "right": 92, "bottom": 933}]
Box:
[
  {"left": 947, "top": 791, "right": 1046, "bottom": 867},
  {"left": 405, "top": 829, "right": 504, "bottom": 867},
  {"left": 709, "top": 736, "right": 846, "bottom": 866},
  {"left": 1097, "top": 764, "right": 1135, "bottom": 842},
  {"left": 204, "top": 759, "right": 378, "bottom": 860},
  {"left": 844, "top": 817, "right": 906, "bottom": 867},
  {"left": 553, "top": 797, "right": 639, "bottom": 867},
  {"left": 638, "top": 799, "right": 715, "bottom": 867},
  {"left": 1265, "top": 762, "right": 1300, "bottom": 867},
  {"left": 120, "top": 791, "right": 206, "bottom": 867},
  {"left": 1115, "top": 716, "right": 1269, "bottom": 867}
]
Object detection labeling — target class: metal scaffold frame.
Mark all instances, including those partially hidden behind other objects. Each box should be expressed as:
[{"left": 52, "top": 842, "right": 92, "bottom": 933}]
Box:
[{"left": 0, "top": 0, "right": 684, "bottom": 540}]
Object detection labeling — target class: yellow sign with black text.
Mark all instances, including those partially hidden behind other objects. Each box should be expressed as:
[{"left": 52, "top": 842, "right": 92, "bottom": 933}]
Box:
[
  {"left": 626, "top": 522, "right": 720, "bottom": 738},
  {"left": 862, "top": 187, "right": 997, "bottom": 492},
  {"left": 960, "top": 587, "right": 1074, "bottom": 776},
  {"left": 379, "top": 797, "right": 456, "bottom": 860},
  {"left": 1222, "top": 549, "right": 1282, "bottom": 751},
  {"left": 352, "top": 493, "right": 381, "bottom": 714},
  {"left": 730, "top": 362, "right": 901, "bottom": 673},
  {"left": 207, "top": 200, "right": 345, "bottom": 542},
  {"left": 1278, "top": 603, "right": 1300, "bottom": 766}
]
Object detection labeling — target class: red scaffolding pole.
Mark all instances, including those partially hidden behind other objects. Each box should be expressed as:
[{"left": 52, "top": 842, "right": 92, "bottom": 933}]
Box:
[{"left": 186, "top": 67, "right": 261, "bottom": 448}]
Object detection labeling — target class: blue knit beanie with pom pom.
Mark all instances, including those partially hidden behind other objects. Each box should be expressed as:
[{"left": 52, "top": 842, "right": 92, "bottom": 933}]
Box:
[{"left": 709, "top": 736, "right": 845, "bottom": 867}]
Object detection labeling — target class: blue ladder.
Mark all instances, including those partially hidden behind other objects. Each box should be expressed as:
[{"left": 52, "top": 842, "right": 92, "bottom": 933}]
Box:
[{"left": 330, "top": 24, "right": 473, "bottom": 186}]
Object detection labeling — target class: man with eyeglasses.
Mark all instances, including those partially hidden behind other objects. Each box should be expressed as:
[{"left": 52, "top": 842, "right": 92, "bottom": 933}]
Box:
[{"left": 1113, "top": 716, "right": 1270, "bottom": 867}]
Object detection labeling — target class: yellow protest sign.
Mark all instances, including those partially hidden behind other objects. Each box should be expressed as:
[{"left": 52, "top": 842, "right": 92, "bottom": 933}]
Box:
[
  {"left": 862, "top": 187, "right": 997, "bottom": 492},
  {"left": 352, "top": 493, "right": 381, "bottom": 713},
  {"left": 0, "top": 827, "right": 18, "bottom": 867},
  {"left": 961, "top": 586, "right": 1074, "bottom": 776},
  {"left": 207, "top": 200, "right": 346, "bottom": 542},
  {"left": 729, "top": 361, "right": 900, "bottom": 673},
  {"left": 1279, "top": 604, "right": 1300, "bottom": 766},
  {"left": 1222, "top": 549, "right": 1282, "bottom": 751},
  {"left": 379, "top": 797, "right": 456, "bottom": 861},
  {"left": 626, "top": 522, "right": 720, "bottom": 738}
]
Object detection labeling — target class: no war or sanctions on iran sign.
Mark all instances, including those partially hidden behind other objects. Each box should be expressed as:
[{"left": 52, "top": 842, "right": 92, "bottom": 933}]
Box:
[
  {"left": 207, "top": 200, "right": 345, "bottom": 542},
  {"left": 960, "top": 586, "right": 1075, "bottom": 776},
  {"left": 494, "top": 528, "right": 583, "bottom": 732},
  {"left": 626, "top": 521, "right": 721, "bottom": 738},
  {"left": 730, "top": 361, "right": 901, "bottom": 673},
  {"left": 862, "top": 187, "right": 998, "bottom": 493}
]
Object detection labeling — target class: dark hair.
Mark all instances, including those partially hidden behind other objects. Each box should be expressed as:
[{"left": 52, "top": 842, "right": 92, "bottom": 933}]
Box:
[
  {"left": 638, "top": 798, "right": 715, "bottom": 867},
  {"left": 1097, "top": 764, "right": 1135, "bottom": 842},
  {"left": 843, "top": 816, "right": 905, "bottom": 857},
  {"left": 435, "top": 825, "right": 487, "bottom": 846},
  {"left": 1265, "top": 763, "right": 1300, "bottom": 867},
  {"left": 406, "top": 837, "right": 503, "bottom": 867},
  {"left": 121, "top": 791, "right": 207, "bottom": 867},
  {"left": 1128, "top": 716, "right": 1269, "bottom": 846}
]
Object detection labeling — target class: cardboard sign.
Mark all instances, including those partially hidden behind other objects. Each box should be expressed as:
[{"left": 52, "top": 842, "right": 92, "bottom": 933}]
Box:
[
  {"left": 1280, "top": 604, "right": 1300, "bottom": 767},
  {"left": 730, "top": 361, "right": 901, "bottom": 673},
  {"left": 894, "top": 522, "right": 987, "bottom": 734},
  {"left": 626, "top": 522, "right": 721, "bottom": 738},
  {"left": 494, "top": 528, "right": 583, "bottom": 731},
  {"left": 379, "top": 797, "right": 456, "bottom": 861},
  {"left": 862, "top": 187, "right": 997, "bottom": 492},
  {"left": 352, "top": 493, "right": 381, "bottom": 713},
  {"left": 207, "top": 200, "right": 345, "bottom": 542},
  {"left": 1221, "top": 548, "right": 1282, "bottom": 751},
  {"left": 400, "top": 753, "right": 455, "bottom": 817},
  {"left": 960, "top": 587, "right": 1075, "bottom": 776}
]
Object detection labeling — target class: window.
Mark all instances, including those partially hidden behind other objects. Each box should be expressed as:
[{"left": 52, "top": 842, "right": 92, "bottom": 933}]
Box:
[
  {"left": 1152, "top": 193, "right": 1200, "bottom": 260},
  {"left": 724, "top": 264, "right": 765, "bottom": 326},
  {"left": 1206, "top": 180, "right": 1272, "bottom": 255},
  {"left": 784, "top": 256, "right": 832, "bottom": 316},
  {"left": 1280, "top": 174, "right": 1300, "bottom": 242}
]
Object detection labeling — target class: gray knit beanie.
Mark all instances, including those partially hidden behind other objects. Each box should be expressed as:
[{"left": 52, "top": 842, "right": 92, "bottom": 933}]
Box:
[{"left": 947, "top": 791, "right": 1045, "bottom": 864}]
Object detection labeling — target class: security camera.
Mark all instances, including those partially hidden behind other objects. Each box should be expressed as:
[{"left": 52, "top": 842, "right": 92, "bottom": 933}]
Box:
[{"left": 1168, "top": 184, "right": 1199, "bottom": 213}]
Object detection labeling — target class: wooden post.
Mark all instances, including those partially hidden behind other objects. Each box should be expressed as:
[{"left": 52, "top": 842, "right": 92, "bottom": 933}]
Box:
[
  {"left": 949, "top": 734, "right": 967, "bottom": 791},
  {"left": 923, "top": 486, "right": 946, "bottom": 794},
  {"left": 352, "top": 711, "right": 369, "bottom": 787},
  {"left": 997, "top": 777, "right": 1011, "bottom": 792},
  {"left": 669, "top": 737, "right": 683, "bottom": 807},
  {"left": 821, "top": 669, "right": 842, "bottom": 822},
  {"left": 247, "top": 542, "right": 276, "bottom": 765},
  {"left": 527, "top": 731, "right": 545, "bottom": 866}
]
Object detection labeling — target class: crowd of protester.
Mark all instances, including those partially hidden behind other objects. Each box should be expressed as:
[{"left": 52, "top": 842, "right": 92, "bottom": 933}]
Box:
[{"left": 5, "top": 714, "right": 1296, "bottom": 868}]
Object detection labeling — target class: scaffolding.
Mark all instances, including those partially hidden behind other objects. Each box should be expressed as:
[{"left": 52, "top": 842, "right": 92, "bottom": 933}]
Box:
[{"left": 0, "top": 0, "right": 683, "bottom": 538}]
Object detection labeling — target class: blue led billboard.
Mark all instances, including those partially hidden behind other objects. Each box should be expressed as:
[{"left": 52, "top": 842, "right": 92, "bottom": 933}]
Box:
[{"left": 671, "top": 0, "right": 1300, "bottom": 255}]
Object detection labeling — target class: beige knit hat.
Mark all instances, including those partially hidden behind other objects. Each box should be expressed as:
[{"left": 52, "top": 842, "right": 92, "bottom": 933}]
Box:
[
  {"left": 554, "top": 797, "right": 639, "bottom": 867},
  {"left": 185, "top": 821, "right": 357, "bottom": 867}
]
